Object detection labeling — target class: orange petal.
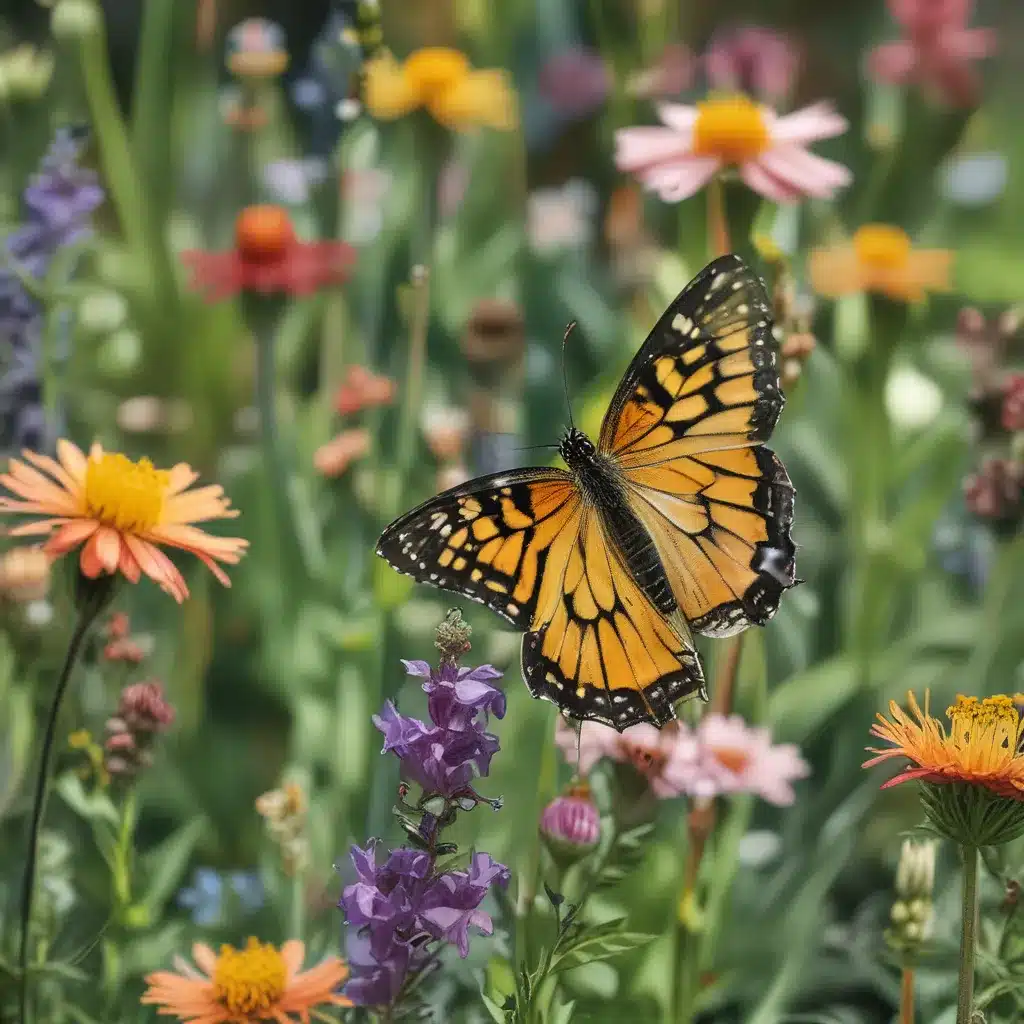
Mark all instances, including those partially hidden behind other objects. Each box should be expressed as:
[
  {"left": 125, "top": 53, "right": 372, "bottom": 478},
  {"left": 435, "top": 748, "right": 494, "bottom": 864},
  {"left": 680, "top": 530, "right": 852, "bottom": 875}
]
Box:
[
  {"left": 123, "top": 534, "right": 189, "bottom": 602},
  {"left": 20, "top": 449, "right": 83, "bottom": 501},
  {"left": 807, "top": 246, "right": 863, "bottom": 298},
  {"left": 44, "top": 519, "right": 99, "bottom": 556},
  {"left": 166, "top": 463, "right": 201, "bottom": 497},
  {"left": 56, "top": 439, "right": 88, "bottom": 484},
  {"left": 191, "top": 943, "right": 217, "bottom": 976},
  {"left": 93, "top": 526, "right": 122, "bottom": 574},
  {"left": 281, "top": 939, "right": 305, "bottom": 980},
  {"left": 118, "top": 538, "right": 142, "bottom": 583},
  {"left": 1, "top": 462, "right": 79, "bottom": 514},
  {"left": 80, "top": 530, "right": 115, "bottom": 578},
  {"left": 8, "top": 518, "right": 74, "bottom": 537}
]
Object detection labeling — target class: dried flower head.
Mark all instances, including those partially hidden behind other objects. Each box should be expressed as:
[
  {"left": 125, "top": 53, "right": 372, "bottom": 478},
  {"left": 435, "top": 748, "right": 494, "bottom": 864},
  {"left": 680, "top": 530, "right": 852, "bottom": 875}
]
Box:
[{"left": 461, "top": 299, "right": 525, "bottom": 368}]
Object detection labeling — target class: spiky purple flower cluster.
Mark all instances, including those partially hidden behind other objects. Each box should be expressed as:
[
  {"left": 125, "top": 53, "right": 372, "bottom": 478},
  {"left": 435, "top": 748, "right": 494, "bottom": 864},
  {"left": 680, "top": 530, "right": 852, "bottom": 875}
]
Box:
[{"left": 0, "top": 132, "right": 103, "bottom": 451}]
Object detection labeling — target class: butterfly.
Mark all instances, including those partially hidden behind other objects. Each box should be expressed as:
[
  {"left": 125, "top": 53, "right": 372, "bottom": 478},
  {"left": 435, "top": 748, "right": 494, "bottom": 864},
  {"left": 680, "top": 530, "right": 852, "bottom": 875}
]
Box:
[{"left": 376, "top": 254, "right": 797, "bottom": 731}]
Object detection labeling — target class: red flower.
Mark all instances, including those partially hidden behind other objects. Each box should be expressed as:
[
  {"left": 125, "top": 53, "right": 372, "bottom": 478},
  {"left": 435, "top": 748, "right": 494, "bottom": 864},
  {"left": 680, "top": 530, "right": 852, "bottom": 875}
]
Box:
[
  {"left": 182, "top": 205, "right": 356, "bottom": 301},
  {"left": 1002, "top": 375, "right": 1024, "bottom": 432}
]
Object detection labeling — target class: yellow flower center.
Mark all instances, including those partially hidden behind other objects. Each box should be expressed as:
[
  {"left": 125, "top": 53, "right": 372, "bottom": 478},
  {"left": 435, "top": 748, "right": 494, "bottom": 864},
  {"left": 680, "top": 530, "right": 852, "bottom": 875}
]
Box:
[
  {"left": 946, "top": 694, "right": 1024, "bottom": 759},
  {"left": 403, "top": 47, "right": 470, "bottom": 99},
  {"left": 852, "top": 224, "right": 912, "bottom": 270},
  {"left": 84, "top": 452, "right": 169, "bottom": 533},
  {"left": 691, "top": 96, "right": 770, "bottom": 163},
  {"left": 212, "top": 938, "right": 287, "bottom": 1016}
]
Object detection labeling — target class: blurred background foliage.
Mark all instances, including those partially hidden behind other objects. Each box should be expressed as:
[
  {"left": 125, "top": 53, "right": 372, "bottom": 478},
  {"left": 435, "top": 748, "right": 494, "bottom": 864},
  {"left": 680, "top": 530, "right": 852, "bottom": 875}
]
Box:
[{"left": 1, "top": 0, "right": 1024, "bottom": 1021}]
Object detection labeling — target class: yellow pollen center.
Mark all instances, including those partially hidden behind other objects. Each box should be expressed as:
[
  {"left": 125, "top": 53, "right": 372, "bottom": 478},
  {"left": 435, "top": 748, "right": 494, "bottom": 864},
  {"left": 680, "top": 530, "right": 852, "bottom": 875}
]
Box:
[
  {"left": 946, "top": 694, "right": 1024, "bottom": 756},
  {"left": 691, "top": 96, "right": 770, "bottom": 163},
  {"left": 212, "top": 938, "right": 287, "bottom": 1016},
  {"left": 403, "top": 47, "right": 469, "bottom": 99},
  {"left": 852, "top": 224, "right": 912, "bottom": 270},
  {"left": 710, "top": 745, "right": 751, "bottom": 774},
  {"left": 84, "top": 452, "right": 169, "bottom": 533}
]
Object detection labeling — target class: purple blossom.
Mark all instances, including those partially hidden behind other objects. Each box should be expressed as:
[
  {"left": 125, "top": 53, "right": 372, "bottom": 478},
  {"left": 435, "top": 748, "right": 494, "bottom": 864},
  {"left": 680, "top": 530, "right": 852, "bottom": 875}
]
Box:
[
  {"left": 538, "top": 47, "right": 611, "bottom": 120},
  {"left": 1, "top": 132, "right": 103, "bottom": 452},
  {"left": 373, "top": 660, "right": 505, "bottom": 799}
]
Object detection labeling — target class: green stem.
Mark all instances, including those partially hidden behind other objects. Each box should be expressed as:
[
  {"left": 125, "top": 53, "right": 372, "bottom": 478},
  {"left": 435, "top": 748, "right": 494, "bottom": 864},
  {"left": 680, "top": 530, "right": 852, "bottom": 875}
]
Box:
[
  {"left": 113, "top": 789, "right": 137, "bottom": 910},
  {"left": 19, "top": 584, "right": 110, "bottom": 1024},
  {"left": 956, "top": 845, "right": 979, "bottom": 1024},
  {"left": 289, "top": 869, "right": 306, "bottom": 940}
]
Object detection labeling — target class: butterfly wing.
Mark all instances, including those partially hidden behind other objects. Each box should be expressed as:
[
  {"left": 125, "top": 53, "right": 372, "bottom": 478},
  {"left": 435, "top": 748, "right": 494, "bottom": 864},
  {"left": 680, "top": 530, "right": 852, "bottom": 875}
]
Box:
[
  {"left": 599, "top": 254, "right": 797, "bottom": 637},
  {"left": 376, "top": 469, "right": 705, "bottom": 729}
]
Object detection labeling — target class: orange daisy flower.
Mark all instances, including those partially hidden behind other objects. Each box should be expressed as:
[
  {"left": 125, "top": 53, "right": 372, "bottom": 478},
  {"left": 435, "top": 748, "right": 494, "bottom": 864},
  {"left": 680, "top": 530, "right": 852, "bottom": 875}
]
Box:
[
  {"left": 0, "top": 440, "right": 248, "bottom": 603},
  {"left": 808, "top": 224, "right": 953, "bottom": 303},
  {"left": 142, "top": 937, "right": 351, "bottom": 1023},
  {"left": 864, "top": 691, "right": 1024, "bottom": 800}
]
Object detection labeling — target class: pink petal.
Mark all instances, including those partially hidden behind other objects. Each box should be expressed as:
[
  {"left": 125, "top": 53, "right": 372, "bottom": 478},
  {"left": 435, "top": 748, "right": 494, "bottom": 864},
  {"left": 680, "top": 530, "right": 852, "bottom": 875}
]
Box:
[
  {"left": 640, "top": 157, "right": 721, "bottom": 202},
  {"left": 771, "top": 101, "right": 850, "bottom": 144},
  {"left": 614, "top": 125, "right": 691, "bottom": 172},
  {"left": 654, "top": 102, "right": 698, "bottom": 134},
  {"left": 739, "top": 160, "right": 806, "bottom": 202},
  {"left": 867, "top": 40, "right": 919, "bottom": 83},
  {"left": 756, "top": 146, "right": 852, "bottom": 198},
  {"left": 941, "top": 26, "right": 996, "bottom": 60}
]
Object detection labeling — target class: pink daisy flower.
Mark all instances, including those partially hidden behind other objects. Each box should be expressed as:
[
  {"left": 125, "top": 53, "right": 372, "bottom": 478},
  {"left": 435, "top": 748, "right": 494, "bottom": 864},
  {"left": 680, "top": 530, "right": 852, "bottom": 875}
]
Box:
[
  {"left": 615, "top": 96, "right": 851, "bottom": 203},
  {"left": 663, "top": 713, "right": 810, "bottom": 806},
  {"left": 867, "top": 0, "right": 996, "bottom": 108}
]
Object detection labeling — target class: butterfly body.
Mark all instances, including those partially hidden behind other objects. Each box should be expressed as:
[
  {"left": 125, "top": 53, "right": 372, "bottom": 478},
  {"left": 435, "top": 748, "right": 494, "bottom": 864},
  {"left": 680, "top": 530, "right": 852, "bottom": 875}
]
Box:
[{"left": 377, "top": 255, "right": 797, "bottom": 731}]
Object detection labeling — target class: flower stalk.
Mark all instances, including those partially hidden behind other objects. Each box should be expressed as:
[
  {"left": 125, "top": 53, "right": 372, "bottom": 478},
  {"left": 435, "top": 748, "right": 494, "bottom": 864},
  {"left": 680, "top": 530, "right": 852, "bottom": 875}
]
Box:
[
  {"left": 900, "top": 965, "right": 915, "bottom": 1024},
  {"left": 956, "top": 845, "right": 979, "bottom": 1024},
  {"left": 19, "top": 574, "right": 115, "bottom": 1023}
]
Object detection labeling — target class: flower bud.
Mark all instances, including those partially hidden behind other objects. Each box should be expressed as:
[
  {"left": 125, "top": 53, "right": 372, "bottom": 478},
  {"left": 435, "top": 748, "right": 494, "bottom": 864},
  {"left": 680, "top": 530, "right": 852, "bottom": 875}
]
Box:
[
  {"left": 51, "top": 0, "right": 101, "bottom": 41},
  {"left": 886, "top": 839, "right": 936, "bottom": 957},
  {"left": 540, "top": 782, "right": 601, "bottom": 862}
]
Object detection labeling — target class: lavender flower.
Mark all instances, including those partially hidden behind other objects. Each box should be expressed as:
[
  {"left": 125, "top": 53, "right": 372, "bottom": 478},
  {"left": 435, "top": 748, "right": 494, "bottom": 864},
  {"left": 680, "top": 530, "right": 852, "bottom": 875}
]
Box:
[
  {"left": 0, "top": 132, "right": 103, "bottom": 452},
  {"left": 374, "top": 659, "right": 505, "bottom": 802},
  {"left": 342, "top": 611, "right": 510, "bottom": 1010}
]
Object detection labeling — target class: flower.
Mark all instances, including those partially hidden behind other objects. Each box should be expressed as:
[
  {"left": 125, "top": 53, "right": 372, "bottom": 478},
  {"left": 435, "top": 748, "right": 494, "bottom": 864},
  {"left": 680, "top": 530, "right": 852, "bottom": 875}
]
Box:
[
  {"left": 375, "top": 659, "right": 505, "bottom": 800},
  {"left": 0, "top": 440, "right": 248, "bottom": 602},
  {"left": 540, "top": 782, "right": 601, "bottom": 859},
  {"left": 0, "top": 546, "right": 51, "bottom": 602},
  {"left": 867, "top": 0, "right": 996, "bottom": 108},
  {"left": 261, "top": 158, "right": 328, "bottom": 206},
  {"left": 865, "top": 691, "right": 1024, "bottom": 799},
  {"left": 808, "top": 224, "right": 953, "bottom": 302},
  {"left": 226, "top": 18, "right": 289, "bottom": 79},
  {"left": 887, "top": 838, "right": 937, "bottom": 953},
  {"left": 422, "top": 405, "right": 469, "bottom": 462},
  {"left": 626, "top": 43, "right": 695, "bottom": 100},
  {"left": 178, "top": 868, "right": 264, "bottom": 927},
  {"left": 537, "top": 47, "right": 610, "bottom": 119},
  {"left": 364, "top": 47, "right": 517, "bottom": 131},
  {"left": 340, "top": 842, "right": 508, "bottom": 1006},
  {"left": 666, "top": 714, "right": 809, "bottom": 805},
  {"left": 527, "top": 179, "right": 597, "bottom": 255},
  {"left": 335, "top": 366, "right": 396, "bottom": 417},
  {"left": 885, "top": 365, "right": 944, "bottom": 431},
  {"left": 256, "top": 781, "right": 309, "bottom": 874},
  {"left": 615, "top": 97, "right": 850, "bottom": 203},
  {"left": 704, "top": 26, "right": 800, "bottom": 103},
  {"left": 314, "top": 428, "right": 371, "bottom": 478},
  {"left": 1001, "top": 375, "right": 1024, "bottom": 432},
  {"left": 0, "top": 44, "right": 55, "bottom": 103},
  {"left": 104, "top": 680, "right": 175, "bottom": 780},
  {"left": 141, "top": 937, "right": 350, "bottom": 1021},
  {"left": 462, "top": 299, "right": 526, "bottom": 370},
  {"left": 182, "top": 206, "right": 356, "bottom": 301},
  {"left": 963, "top": 458, "right": 1024, "bottom": 531},
  {"left": 102, "top": 612, "right": 150, "bottom": 662}
]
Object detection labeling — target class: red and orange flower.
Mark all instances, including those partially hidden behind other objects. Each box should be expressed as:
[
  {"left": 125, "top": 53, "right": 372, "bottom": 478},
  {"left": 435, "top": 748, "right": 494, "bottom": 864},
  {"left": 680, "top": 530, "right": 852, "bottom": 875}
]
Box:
[
  {"left": 0, "top": 440, "right": 248, "bottom": 603},
  {"left": 142, "top": 937, "right": 351, "bottom": 1023},
  {"left": 865, "top": 690, "right": 1024, "bottom": 800},
  {"left": 183, "top": 205, "right": 356, "bottom": 301}
]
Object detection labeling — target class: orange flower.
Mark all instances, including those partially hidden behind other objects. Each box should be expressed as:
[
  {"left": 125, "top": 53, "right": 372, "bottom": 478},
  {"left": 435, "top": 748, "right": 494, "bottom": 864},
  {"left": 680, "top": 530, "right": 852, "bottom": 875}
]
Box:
[
  {"left": 142, "top": 937, "right": 351, "bottom": 1023},
  {"left": 864, "top": 691, "right": 1024, "bottom": 800},
  {"left": 808, "top": 224, "right": 953, "bottom": 302},
  {"left": 314, "top": 429, "right": 371, "bottom": 478},
  {"left": 0, "top": 440, "right": 248, "bottom": 603},
  {"left": 334, "top": 365, "right": 396, "bottom": 416}
]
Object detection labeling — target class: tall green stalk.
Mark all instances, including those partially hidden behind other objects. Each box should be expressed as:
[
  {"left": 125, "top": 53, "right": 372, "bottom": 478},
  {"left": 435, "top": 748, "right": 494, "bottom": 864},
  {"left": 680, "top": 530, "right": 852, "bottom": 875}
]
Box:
[{"left": 956, "top": 845, "right": 980, "bottom": 1024}]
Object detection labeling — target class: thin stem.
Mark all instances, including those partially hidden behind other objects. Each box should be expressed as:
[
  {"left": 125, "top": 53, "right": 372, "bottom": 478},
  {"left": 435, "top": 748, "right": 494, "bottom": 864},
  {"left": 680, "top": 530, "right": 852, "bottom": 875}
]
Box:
[
  {"left": 19, "top": 590, "right": 107, "bottom": 1023},
  {"left": 707, "top": 177, "right": 731, "bottom": 259},
  {"left": 956, "top": 845, "right": 979, "bottom": 1024},
  {"left": 899, "top": 965, "right": 915, "bottom": 1024}
]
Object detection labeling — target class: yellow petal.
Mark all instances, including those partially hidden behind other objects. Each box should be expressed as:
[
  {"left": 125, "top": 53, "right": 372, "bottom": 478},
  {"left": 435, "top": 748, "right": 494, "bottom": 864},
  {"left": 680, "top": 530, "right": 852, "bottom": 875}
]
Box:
[
  {"left": 364, "top": 53, "right": 422, "bottom": 120},
  {"left": 429, "top": 69, "right": 518, "bottom": 132}
]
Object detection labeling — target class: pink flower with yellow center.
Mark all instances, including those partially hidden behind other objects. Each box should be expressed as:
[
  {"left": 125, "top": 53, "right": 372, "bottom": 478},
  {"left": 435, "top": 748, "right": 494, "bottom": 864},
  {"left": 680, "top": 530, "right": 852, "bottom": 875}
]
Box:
[
  {"left": 142, "top": 937, "right": 351, "bottom": 1022},
  {"left": 808, "top": 224, "right": 953, "bottom": 302},
  {"left": 0, "top": 441, "right": 248, "bottom": 603},
  {"left": 615, "top": 95, "right": 851, "bottom": 203}
]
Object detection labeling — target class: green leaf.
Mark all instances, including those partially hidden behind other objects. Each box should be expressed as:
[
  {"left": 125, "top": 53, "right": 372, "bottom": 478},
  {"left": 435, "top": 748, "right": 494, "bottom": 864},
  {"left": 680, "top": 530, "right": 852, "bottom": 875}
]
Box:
[
  {"left": 56, "top": 774, "right": 118, "bottom": 826},
  {"left": 138, "top": 817, "right": 207, "bottom": 915},
  {"left": 767, "top": 655, "right": 858, "bottom": 743},
  {"left": 550, "top": 921, "right": 656, "bottom": 974},
  {"left": 481, "top": 993, "right": 509, "bottom": 1024}
]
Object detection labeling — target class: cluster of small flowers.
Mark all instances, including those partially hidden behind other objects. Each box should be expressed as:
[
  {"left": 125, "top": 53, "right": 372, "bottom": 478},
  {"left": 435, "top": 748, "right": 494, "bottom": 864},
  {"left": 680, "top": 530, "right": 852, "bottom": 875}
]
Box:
[
  {"left": 104, "top": 680, "right": 175, "bottom": 780},
  {"left": 340, "top": 614, "right": 509, "bottom": 1010},
  {"left": 0, "top": 132, "right": 103, "bottom": 452},
  {"left": 956, "top": 306, "right": 1024, "bottom": 533},
  {"left": 555, "top": 712, "right": 809, "bottom": 806},
  {"left": 314, "top": 365, "right": 395, "bottom": 479},
  {"left": 255, "top": 780, "right": 310, "bottom": 875}
]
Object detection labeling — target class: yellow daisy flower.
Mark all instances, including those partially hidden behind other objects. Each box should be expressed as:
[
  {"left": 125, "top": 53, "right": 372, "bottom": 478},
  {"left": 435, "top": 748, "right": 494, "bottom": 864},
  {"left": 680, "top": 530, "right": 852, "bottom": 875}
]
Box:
[
  {"left": 808, "top": 224, "right": 953, "bottom": 303},
  {"left": 364, "top": 47, "right": 518, "bottom": 131}
]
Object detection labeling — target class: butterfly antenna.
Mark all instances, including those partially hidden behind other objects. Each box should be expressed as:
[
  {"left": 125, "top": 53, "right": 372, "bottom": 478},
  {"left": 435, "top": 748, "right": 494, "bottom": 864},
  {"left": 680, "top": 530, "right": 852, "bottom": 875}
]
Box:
[{"left": 561, "top": 321, "right": 577, "bottom": 431}]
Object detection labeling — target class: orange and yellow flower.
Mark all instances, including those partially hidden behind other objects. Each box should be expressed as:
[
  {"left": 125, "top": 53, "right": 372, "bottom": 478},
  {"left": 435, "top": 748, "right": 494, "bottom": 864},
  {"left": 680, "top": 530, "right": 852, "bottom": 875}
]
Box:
[
  {"left": 0, "top": 440, "right": 248, "bottom": 603},
  {"left": 142, "top": 938, "right": 351, "bottom": 1023},
  {"left": 864, "top": 691, "right": 1024, "bottom": 800},
  {"left": 808, "top": 224, "right": 953, "bottom": 303},
  {"left": 364, "top": 47, "right": 517, "bottom": 131}
]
